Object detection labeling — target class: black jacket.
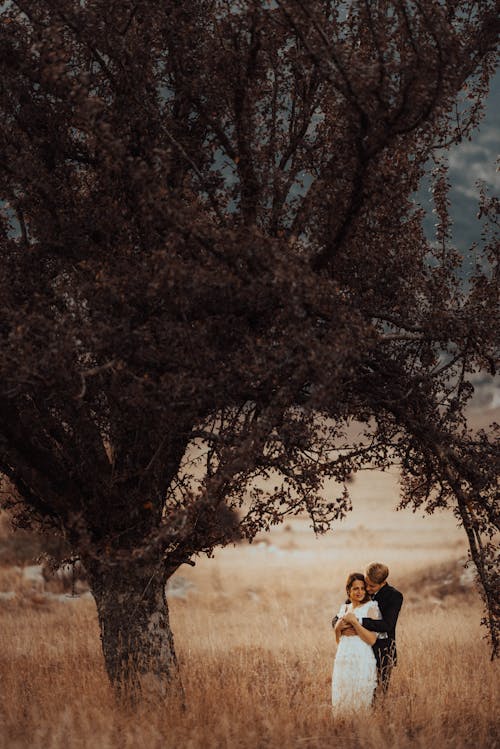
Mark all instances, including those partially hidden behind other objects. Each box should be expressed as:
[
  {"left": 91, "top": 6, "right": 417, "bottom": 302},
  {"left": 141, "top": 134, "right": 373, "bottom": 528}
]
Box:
[{"left": 362, "top": 583, "right": 403, "bottom": 667}]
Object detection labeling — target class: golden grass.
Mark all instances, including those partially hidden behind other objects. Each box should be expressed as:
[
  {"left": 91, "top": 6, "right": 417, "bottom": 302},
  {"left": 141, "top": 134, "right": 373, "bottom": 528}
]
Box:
[{"left": 0, "top": 541, "right": 498, "bottom": 749}]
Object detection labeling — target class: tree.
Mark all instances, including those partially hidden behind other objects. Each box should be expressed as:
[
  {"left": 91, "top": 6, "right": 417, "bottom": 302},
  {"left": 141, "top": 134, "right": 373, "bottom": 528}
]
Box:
[{"left": 0, "top": 0, "right": 498, "bottom": 700}]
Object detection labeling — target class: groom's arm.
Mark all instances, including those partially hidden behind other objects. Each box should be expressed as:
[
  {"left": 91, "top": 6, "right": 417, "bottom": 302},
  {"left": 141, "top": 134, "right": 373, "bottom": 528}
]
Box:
[{"left": 362, "top": 592, "right": 403, "bottom": 633}]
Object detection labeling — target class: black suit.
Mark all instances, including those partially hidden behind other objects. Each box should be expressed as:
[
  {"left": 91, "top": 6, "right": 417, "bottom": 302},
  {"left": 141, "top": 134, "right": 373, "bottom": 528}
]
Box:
[{"left": 362, "top": 583, "right": 403, "bottom": 691}]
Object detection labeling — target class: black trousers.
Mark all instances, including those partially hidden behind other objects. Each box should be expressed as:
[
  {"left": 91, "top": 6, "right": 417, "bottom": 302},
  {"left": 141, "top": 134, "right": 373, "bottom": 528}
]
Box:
[
  {"left": 375, "top": 644, "right": 396, "bottom": 695},
  {"left": 377, "top": 661, "right": 393, "bottom": 692}
]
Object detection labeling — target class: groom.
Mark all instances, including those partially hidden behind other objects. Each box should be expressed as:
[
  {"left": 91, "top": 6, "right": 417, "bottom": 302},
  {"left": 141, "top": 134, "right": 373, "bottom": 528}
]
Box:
[{"left": 335, "top": 562, "right": 404, "bottom": 694}]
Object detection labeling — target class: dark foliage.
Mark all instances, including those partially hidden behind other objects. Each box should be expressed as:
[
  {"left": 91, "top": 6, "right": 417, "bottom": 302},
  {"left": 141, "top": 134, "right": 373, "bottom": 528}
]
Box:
[{"left": 0, "top": 1, "right": 498, "bottom": 690}]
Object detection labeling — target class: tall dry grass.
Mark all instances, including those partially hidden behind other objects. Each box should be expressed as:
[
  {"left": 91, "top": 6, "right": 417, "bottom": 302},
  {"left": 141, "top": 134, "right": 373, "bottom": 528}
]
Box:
[{"left": 0, "top": 543, "right": 498, "bottom": 749}]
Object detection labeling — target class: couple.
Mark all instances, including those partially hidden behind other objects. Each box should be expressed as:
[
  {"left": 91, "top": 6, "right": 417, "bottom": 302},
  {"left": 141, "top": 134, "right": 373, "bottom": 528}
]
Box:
[{"left": 331, "top": 562, "right": 403, "bottom": 711}]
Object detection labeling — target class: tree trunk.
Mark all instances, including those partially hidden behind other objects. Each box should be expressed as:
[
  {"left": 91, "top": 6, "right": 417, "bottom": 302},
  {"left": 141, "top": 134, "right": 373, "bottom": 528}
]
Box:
[{"left": 85, "top": 557, "right": 181, "bottom": 703}]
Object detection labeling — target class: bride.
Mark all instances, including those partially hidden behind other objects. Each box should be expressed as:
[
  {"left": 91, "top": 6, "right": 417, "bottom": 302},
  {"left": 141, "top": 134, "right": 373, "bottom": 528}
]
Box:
[{"left": 331, "top": 572, "right": 386, "bottom": 711}]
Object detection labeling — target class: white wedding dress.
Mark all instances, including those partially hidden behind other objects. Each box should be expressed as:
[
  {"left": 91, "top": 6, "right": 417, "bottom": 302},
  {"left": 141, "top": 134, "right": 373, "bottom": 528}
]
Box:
[{"left": 331, "top": 600, "right": 383, "bottom": 711}]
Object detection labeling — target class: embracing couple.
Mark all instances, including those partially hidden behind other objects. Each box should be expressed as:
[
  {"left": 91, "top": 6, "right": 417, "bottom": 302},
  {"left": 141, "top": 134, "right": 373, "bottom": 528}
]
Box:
[{"left": 331, "top": 562, "right": 403, "bottom": 711}]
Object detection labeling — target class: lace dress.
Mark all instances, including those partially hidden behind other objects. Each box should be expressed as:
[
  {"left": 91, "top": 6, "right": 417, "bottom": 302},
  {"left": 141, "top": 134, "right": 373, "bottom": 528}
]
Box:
[{"left": 331, "top": 600, "right": 383, "bottom": 711}]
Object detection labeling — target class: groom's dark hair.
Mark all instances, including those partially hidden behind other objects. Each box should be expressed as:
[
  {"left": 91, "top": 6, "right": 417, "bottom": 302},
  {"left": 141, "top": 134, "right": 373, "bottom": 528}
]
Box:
[{"left": 366, "top": 562, "right": 389, "bottom": 583}]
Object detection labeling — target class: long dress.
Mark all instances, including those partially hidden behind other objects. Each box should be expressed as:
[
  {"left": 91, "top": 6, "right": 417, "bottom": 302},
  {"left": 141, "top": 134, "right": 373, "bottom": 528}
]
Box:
[{"left": 331, "top": 599, "right": 383, "bottom": 711}]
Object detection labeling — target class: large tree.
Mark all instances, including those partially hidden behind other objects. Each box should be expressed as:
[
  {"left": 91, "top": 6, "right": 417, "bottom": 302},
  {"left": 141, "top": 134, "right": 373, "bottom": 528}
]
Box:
[{"left": 0, "top": 0, "right": 498, "bottom": 699}]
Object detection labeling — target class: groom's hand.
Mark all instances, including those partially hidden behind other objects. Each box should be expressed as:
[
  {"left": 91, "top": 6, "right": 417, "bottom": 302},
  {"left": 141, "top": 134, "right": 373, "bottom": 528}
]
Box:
[{"left": 340, "top": 625, "right": 356, "bottom": 637}]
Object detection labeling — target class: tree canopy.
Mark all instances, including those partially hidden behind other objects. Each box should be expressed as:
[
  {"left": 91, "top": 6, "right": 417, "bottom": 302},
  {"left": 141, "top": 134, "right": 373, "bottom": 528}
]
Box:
[{"left": 0, "top": 0, "right": 498, "bottom": 695}]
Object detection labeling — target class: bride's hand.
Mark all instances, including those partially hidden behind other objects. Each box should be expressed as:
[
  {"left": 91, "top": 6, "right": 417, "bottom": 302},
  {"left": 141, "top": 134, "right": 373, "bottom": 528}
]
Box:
[
  {"left": 342, "top": 612, "right": 357, "bottom": 625},
  {"left": 337, "top": 616, "right": 357, "bottom": 637}
]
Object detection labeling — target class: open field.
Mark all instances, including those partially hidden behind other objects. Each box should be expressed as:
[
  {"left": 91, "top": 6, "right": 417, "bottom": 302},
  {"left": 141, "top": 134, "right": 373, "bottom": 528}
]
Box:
[{"left": 0, "top": 465, "right": 499, "bottom": 749}]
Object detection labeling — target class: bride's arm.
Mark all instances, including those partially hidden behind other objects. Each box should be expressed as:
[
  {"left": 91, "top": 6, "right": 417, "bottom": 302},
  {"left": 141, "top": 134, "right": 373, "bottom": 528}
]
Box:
[
  {"left": 334, "top": 617, "right": 344, "bottom": 644},
  {"left": 333, "top": 604, "right": 347, "bottom": 643},
  {"left": 334, "top": 614, "right": 354, "bottom": 643}
]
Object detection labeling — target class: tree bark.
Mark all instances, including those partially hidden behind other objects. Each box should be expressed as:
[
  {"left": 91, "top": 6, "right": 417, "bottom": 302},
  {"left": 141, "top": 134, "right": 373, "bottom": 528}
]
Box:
[{"left": 85, "top": 557, "right": 181, "bottom": 703}]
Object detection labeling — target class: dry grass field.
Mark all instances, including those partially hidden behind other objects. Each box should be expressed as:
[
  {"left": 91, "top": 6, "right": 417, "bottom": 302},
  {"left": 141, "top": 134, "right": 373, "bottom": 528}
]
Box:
[{"left": 0, "top": 467, "right": 499, "bottom": 749}]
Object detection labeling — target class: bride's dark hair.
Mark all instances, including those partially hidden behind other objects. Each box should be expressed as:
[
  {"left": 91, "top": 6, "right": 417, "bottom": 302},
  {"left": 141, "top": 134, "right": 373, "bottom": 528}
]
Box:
[{"left": 345, "top": 572, "right": 371, "bottom": 604}]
